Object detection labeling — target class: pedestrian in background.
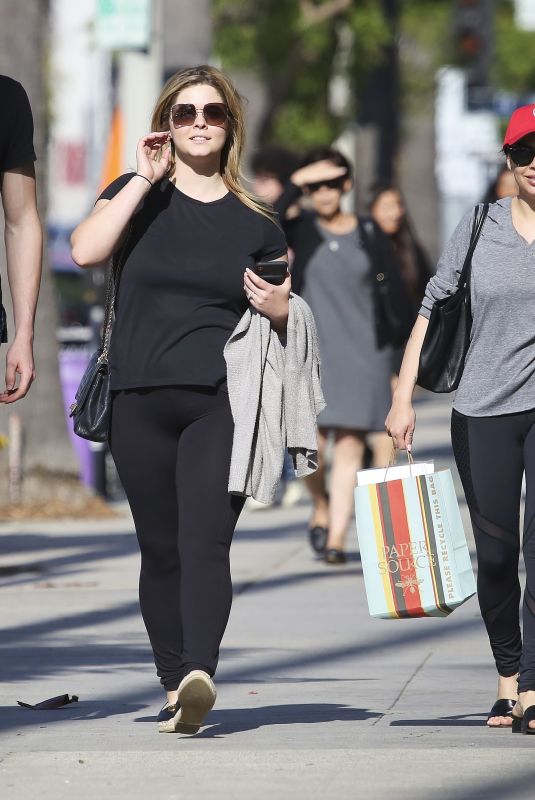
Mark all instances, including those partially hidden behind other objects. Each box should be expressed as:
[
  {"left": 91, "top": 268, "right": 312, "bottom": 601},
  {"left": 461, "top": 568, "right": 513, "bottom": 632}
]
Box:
[
  {"left": 0, "top": 75, "right": 42, "bottom": 403},
  {"left": 369, "top": 184, "right": 432, "bottom": 309},
  {"left": 276, "top": 147, "right": 410, "bottom": 564},
  {"left": 71, "top": 65, "right": 289, "bottom": 735},
  {"left": 251, "top": 145, "right": 299, "bottom": 208},
  {"left": 482, "top": 164, "right": 518, "bottom": 204},
  {"left": 386, "top": 104, "right": 535, "bottom": 734}
]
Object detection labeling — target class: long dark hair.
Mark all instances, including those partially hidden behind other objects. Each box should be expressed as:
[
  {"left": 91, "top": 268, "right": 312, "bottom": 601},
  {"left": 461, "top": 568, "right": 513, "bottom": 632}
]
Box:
[{"left": 368, "top": 184, "right": 431, "bottom": 304}]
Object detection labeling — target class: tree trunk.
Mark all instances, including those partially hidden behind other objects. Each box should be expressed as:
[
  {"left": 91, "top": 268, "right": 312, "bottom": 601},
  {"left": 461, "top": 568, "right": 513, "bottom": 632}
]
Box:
[{"left": 0, "top": 0, "right": 78, "bottom": 497}]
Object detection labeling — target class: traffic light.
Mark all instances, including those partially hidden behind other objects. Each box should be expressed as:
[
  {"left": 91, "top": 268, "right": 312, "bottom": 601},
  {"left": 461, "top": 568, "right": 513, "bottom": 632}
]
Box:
[{"left": 453, "top": 0, "right": 493, "bottom": 110}]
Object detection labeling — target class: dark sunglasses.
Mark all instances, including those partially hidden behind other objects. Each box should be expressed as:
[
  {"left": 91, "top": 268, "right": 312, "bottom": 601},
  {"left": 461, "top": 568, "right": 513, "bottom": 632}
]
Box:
[
  {"left": 507, "top": 144, "right": 535, "bottom": 167},
  {"left": 305, "top": 175, "right": 347, "bottom": 193},
  {"left": 170, "top": 103, "right": 231, "bottom": 129}
]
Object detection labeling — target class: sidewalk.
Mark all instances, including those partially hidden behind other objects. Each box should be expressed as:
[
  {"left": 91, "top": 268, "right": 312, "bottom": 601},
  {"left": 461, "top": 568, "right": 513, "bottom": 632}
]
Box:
[{"left": 1, "top": 392, "right": 534, "bottom": 799}]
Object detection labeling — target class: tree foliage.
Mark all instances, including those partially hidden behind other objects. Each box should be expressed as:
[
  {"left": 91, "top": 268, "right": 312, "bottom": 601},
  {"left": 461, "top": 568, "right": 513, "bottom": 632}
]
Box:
[
  {"left": 213, "top": 0, "right": 535, "bottom": 149},
  {"left": 213, "top": 0, "right": 392, "bottom": 147},
  {"left": 494, "top": 1, "right": 535, "bottom": 94}
]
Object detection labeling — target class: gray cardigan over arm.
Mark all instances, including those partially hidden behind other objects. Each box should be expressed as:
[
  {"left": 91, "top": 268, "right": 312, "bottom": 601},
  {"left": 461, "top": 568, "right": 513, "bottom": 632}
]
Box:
[{"left": 224, "top": 294, "right": 325, "bottom": 503}]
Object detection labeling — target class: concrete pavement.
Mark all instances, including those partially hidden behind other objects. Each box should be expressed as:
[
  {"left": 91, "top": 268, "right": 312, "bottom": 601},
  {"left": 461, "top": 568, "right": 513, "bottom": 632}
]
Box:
[{"left": 1, "top": 391, "right": 535, "bottom": 799}]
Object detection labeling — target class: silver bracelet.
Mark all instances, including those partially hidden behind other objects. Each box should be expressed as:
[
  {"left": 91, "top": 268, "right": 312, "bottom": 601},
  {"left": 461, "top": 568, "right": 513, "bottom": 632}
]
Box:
[{"left": 135, "top": 173, "right": 153, "bottom": 187}]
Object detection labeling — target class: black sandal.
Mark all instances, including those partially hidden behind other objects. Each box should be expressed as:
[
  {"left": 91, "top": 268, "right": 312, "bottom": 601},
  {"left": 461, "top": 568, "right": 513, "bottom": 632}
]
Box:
[
  {"left": 487, "top": 698, "right": 516, "bottom": 726},
  {"left": 309, "top": 525, "right": 328, "bottom": 554},
  {"left": 324, "top": 548, "right": 347, "bottom": 565},
  {"left": 512, "top": 705, "right": 535, "bottom": 734}
]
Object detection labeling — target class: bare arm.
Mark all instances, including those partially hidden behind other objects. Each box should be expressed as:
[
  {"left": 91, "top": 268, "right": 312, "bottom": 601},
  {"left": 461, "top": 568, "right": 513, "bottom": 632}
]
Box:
[
  {"left": 385, "top": 210, "right": 477, "bottom": 450},
  {"left": 385, "top": 314, "right": 429, "bottom": 451},
  {"left": 71, "top": 178, "right": 149, "bottom": 267},
  {"left": 0, "top": 164, "right": 42, "bottom": 403},
  {"left": 71, "top": 132, "right": 171, "bottom": 267}
]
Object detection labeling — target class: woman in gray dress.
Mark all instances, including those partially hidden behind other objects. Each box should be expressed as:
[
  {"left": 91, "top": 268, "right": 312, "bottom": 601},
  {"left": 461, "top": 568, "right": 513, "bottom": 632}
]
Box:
[{"left": 275, "top": 148, "right": 410, "bottom": 564}]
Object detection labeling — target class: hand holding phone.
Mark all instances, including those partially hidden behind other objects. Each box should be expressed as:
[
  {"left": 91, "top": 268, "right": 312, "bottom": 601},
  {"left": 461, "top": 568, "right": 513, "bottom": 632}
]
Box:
[
  {"left": 244, "top": 260, "right": 290, "bottom": 332},
  {"left": 253, "top": 260, "right": 288, "bottom": 286}
]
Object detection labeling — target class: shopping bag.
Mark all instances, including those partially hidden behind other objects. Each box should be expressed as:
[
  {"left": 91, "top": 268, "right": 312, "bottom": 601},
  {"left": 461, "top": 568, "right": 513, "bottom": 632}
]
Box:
[
  {"left": 354, "top": 456, "right": 476, "bottom": 619},
  {"left": 356, "top": 460, "right": 434, "bottom": 486}
]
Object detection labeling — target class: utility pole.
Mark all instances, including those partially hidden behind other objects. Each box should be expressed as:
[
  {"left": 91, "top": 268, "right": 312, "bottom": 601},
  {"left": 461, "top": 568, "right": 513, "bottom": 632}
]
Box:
[
  {"left": 453, "top": 0, "right": 494, "bottom": 111},
  {"left": 356, "top": 0, "right": 400, "bottom": 188},
  {"left": 118, "top": 0, "right": 163, "bottom": 171}
]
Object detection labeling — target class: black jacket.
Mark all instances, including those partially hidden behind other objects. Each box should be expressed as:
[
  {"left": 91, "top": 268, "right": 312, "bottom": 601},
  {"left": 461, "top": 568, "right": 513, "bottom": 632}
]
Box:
[{"left": 274, "top": 182, "right": 415, "bottom": 348}]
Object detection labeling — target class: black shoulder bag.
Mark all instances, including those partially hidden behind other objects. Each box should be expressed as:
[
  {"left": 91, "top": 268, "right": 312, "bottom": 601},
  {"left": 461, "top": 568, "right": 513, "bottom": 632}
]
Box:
[
  {"left": 69, "top": 229, "right": 131, "bottom": 442},
  {"left": 417, "top": 203, "right": 488, "bottom": 393},
  {"left": 360, "top": 218, "right": 415, "bottom": 349},
  {"left": 0, "top": 278, "right": 8, "bottom": 344}
]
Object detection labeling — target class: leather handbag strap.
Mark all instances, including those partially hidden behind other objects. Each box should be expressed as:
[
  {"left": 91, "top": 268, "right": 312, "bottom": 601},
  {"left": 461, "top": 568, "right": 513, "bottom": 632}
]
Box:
[
  {"left": 99, "top": 225, "right": 132, "bottom": 359},
  {"left": 359, "top": 218, "right": 382, "bottom": 278},
  {"left": 458, "top": 202, "right": 489, "bottom": 290}
]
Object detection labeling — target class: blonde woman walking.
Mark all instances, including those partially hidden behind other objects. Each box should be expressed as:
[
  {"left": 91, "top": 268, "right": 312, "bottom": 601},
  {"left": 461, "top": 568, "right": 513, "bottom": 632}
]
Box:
[{"left": 71, "top": 66, "right": 288, "bottom": 734}]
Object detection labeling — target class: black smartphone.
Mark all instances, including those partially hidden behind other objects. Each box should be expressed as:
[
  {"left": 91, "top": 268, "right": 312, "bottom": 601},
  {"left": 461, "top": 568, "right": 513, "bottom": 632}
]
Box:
[{"left": 253, "top": 260, "right": 288, "bottom": 286}]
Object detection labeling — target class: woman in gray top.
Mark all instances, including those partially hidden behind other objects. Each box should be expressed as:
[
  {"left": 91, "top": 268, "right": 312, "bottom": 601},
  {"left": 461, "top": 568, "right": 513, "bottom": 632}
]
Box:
[
  {"left": 276, "top": 148, "right": 411, "bottom": 564},
  {"left": 386, "top": 104, "right": 535, "bottom": 734}
]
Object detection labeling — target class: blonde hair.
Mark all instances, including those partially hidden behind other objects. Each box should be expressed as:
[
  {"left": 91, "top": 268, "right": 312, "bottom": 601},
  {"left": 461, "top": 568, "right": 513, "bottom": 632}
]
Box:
[{"left": 151, "top": 65, "right": 276, "bottom": 222}]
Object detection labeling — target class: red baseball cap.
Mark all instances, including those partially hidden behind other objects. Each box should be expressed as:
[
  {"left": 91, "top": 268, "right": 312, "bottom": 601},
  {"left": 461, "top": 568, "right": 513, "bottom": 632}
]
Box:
[{"left": 504, "top": 103, "right": 535, "bottom": 146}]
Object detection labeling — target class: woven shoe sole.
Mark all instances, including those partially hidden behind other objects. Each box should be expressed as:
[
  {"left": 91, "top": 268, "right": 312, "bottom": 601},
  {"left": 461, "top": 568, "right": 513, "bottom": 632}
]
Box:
[{"left": 159, "top": 671, "right": 216, "bottom": 734}]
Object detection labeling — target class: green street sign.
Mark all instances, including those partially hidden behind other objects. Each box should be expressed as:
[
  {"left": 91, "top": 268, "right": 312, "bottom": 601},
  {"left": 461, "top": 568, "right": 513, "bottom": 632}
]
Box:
[{"left": 96, "top": 0, "right": 152, "bottom": 50}]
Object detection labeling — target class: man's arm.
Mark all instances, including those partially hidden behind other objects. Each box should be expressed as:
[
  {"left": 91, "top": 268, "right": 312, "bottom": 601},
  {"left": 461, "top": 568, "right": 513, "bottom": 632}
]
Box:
[{"left": 0, "top": 163, "right": 42, "bottom": 403}]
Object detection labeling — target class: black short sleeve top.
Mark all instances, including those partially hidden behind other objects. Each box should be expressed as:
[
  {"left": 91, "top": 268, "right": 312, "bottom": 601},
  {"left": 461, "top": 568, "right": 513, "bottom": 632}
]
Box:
[
  {"left": 0, "top": 75, "right": 36, "bottom": 172},
  {"left": 98, "top": 174, "right": 287, "bottom": 390}
]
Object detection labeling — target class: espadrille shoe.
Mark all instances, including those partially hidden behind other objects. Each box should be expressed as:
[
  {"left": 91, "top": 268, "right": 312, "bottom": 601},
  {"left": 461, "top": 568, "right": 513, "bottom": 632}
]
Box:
[
  {"left": 157, "top": 700, "right": 180, "bottom": 732},
  {"left": 158, "top": 670, "right": 216, "bottom": 734}
]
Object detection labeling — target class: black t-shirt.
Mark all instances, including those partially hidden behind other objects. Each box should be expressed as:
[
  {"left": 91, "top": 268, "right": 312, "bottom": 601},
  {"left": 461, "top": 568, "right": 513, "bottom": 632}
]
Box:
[
  {"left": 0, "top": 75, "right": 36, "bottom": 172},
  {"left": 99, "top": 174, "right": 287, "bottom": 390}
]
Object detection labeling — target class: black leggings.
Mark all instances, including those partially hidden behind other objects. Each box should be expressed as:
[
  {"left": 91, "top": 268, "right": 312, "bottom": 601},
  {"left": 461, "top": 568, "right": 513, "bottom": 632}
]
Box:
[
  {"left": 451, "top": 408, "right": 535, "bottom": 692},
  {"left": 109, "top": 384, "right": 245, "bottom": 691}
]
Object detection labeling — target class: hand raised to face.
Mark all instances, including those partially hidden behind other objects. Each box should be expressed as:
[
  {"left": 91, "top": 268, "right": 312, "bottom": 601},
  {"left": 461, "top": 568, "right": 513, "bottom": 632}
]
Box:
[
  {"left": 291, "top": 160, "right": 348, "bottom": 189},
  {"left": 136, "top": 132, "right": 172, "bottom": 185}
]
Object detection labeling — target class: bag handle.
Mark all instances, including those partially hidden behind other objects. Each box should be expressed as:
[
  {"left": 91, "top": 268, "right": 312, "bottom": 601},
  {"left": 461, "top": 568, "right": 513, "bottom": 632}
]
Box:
[
  {"left": 383, "top": 447, "right": 415, "bottom": 481},
  {"left": 359, "top": 218, "right": 384, "bottom": 282},
  {"left": 457, "top": 202, "right": 489, "bottom": 291},
  {"left": 98, "top": 225, "right": 132, "bottom": 362}
]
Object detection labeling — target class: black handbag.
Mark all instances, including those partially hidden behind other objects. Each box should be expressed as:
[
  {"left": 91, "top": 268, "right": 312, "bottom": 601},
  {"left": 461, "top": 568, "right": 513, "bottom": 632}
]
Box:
[
  {"left": 417, "top": 203, "right": 488, "bottom": 393},
  {"left": 360, "top": 218, "right": 415, "bottom": 349},
  {"left": 69, "top": 230, "right": 131, "bottom": 442},
  {"left": 0, "top": 278, "right": 8, "bottom": 344}
]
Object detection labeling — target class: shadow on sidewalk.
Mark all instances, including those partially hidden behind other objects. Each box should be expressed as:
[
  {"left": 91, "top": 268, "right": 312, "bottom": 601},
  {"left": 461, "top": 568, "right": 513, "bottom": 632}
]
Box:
[
  {"left": 0, "top": 521, "right": 311, "bottom": 590},
  {"left": 234, "top": 523, "right": 309, "bottom": 542},
  {"left": 0, "top": 600, "right": 140, "bottom": 649},
  {"left": 390, "top": 712, "right": 487, "bottom": 728},
  {"left": 435, "top": 770, "right": 535, "bottom": 800},
  {"left": 0, "top": 610, "right": 485, "bottom": 687},
  {"left": 134, "top": 702, "right": 380, "bottom": 736},
  {"left": 0, "top": 700, "right": 146, "bottom": 732},
  {"left": 0, "top": 530, "right": 138, "bottom": 589},
  {"left": 235, "top": 564, "right": 362, "bottom": 596}
]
